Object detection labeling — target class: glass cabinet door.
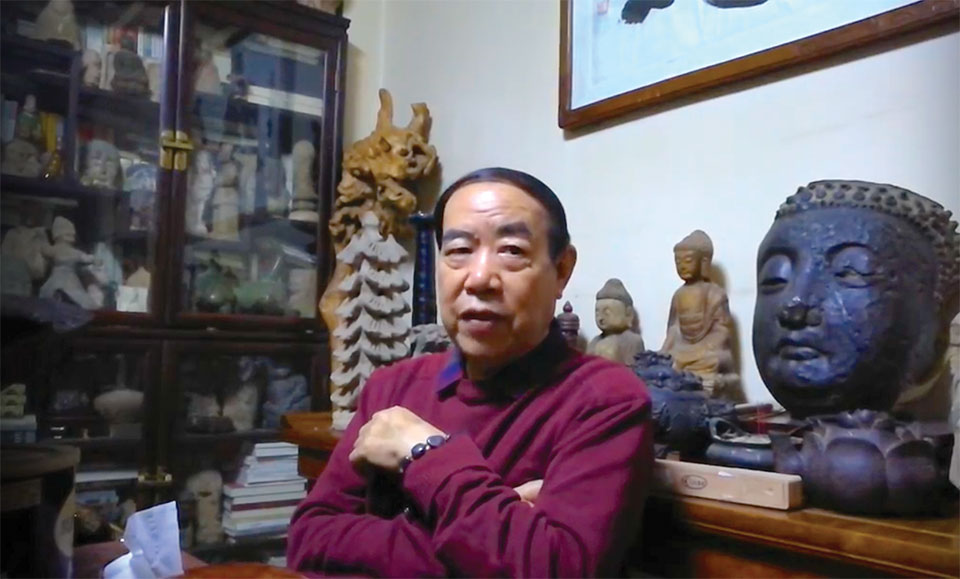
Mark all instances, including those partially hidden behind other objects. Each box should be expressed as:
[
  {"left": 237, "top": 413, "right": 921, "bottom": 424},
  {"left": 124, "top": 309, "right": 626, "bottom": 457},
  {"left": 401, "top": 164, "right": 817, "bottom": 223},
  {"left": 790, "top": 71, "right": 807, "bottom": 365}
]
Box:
[
  {"left": 0, "top": 1, "right": 172, "bottom": 318},
  {"left": 176, "top": 10, "right": 329, "bottom": 323},
  {"left": 1, "top": 336, "right": 159, "bottom": 543},
  {"left": 162, "top": 342, "right": 320, "bottom": 559}
]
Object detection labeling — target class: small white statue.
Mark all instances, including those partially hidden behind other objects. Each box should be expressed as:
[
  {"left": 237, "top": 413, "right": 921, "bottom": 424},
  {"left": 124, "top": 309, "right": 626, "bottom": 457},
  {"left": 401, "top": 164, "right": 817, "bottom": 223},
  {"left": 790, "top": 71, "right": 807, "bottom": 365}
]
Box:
[
  {"left": 1, "top": 225, "right": 50, "bottom": 280},
  {"left": 1, "top": 139, "right": 42, "bottom": 177},
  {"left": 80, "top": 139, "right": 121, "bottom": 189},
  {"left": 235, "top": 152, "right": 258, "bottom": 214},
  {"left": 210, "top": 161, "right": 240, "bottom": 240},
  {"left": 288, "top": 268, "right": 317, "bottom": 318},
  {"left": 38, "top": 216, "right": 101, "bottom": 309},
  {"left": 193, "top": 47, "right": 222, "bottom": 95},
  {"left": 289, "top": 140, "right": 318, "bottom": 222},
  {"left": 34, "top": 0, "right": 80, "bottom": 49},
  {"left": 82, "top": 49, "right": 102, "bottom": 87},
  {"left": 186, "top": 150, "right": 216, "bottom": 236},
  {"left": 183, "top": 470, "right": 223, "bottom": 546},
  {"left": 223, "top": 384, "right": 258, "bottom": 432}
]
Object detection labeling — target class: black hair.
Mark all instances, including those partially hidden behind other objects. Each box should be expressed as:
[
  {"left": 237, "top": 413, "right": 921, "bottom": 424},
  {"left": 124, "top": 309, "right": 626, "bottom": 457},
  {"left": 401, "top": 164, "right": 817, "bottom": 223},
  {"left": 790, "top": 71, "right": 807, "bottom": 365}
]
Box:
[{"left": 433, "top": 167, "right": 571, "bottom": 260}]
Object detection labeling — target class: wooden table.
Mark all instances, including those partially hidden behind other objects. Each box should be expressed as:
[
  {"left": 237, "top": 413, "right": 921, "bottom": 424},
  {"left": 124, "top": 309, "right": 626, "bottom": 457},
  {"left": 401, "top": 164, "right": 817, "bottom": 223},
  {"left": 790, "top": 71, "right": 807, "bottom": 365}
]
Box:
[
  {"left": 636, "top": 494, "right": 960, "bottom": 578},
  {"left": 282, "top": 412, "right": 959, "bottom": 578},
  {"left": 281, "top": 412, "right": 340, "bottom": 481}
]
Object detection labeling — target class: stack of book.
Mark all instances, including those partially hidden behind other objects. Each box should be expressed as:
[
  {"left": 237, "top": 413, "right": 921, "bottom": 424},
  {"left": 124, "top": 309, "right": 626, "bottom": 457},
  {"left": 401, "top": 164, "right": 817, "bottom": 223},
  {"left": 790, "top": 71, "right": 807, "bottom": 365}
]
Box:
[
  {"left": 0, "top": 414, "right": 36, "bottom": 443},
  {"left": 222, "top": 442, "right": 307, "bottom": 540}
]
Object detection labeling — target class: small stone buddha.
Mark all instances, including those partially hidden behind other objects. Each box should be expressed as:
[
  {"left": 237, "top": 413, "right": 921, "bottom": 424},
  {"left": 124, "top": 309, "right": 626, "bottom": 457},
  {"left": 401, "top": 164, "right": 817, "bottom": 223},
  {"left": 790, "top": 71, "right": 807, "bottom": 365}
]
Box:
[
  {"left": 587, "top": 278, "right": 645, "bottom": 366},
  {"left": 661, "top": 230, "right": 739, "bottom": 399},
  {"left": 754, "top": 180, "right": 960, "bottom": 418}
]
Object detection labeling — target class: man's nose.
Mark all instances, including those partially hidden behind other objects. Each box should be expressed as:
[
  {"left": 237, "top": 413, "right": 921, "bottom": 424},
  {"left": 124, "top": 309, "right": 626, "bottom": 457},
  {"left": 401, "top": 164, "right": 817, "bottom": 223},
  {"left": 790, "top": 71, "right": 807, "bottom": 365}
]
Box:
[{"left": 464, "top": 249, "right": 500, "bottom": 294}]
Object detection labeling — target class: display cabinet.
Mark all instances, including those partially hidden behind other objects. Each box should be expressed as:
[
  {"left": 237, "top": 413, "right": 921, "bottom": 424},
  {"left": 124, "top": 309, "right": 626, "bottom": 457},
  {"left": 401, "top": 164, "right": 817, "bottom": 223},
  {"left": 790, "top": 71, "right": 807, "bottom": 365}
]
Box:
[{"left": 0, "top": 0, "right": 348, "bottom": 563}]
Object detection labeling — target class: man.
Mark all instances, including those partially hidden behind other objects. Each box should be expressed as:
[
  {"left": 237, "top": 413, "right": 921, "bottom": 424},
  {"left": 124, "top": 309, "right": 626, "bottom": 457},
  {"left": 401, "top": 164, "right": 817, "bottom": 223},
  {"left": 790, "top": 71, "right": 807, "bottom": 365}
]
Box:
[{"left": 287, "top": 168, "right": 653, "bottom": 577}]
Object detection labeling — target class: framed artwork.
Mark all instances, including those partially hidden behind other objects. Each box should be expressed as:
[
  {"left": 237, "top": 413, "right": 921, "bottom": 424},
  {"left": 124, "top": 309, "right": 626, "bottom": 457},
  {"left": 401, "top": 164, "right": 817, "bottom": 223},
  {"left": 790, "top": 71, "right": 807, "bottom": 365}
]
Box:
[{"left": 559, "top": 0, "right": 959, "bottom": 129}]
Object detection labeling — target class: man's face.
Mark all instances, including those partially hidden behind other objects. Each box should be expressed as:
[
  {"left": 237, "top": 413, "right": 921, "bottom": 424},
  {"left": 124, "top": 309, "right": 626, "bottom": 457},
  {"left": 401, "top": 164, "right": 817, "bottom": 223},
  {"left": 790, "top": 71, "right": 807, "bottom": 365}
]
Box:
[
  {"left": 438, "top": 181, "right": 575, "bottom": 377},
  {"left": 674, "top": 249, "right": 702, "bottom": 281}
]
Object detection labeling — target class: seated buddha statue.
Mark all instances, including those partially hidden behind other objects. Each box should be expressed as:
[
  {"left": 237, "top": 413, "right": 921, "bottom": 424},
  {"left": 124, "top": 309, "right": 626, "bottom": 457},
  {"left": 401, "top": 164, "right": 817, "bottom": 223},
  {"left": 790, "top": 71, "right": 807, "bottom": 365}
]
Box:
[
  {"left": 660, "top": 230, "right": 740, "bottom": 399},
  {"left": 587, "top": 278, "right": 645, "bottom": 366}
]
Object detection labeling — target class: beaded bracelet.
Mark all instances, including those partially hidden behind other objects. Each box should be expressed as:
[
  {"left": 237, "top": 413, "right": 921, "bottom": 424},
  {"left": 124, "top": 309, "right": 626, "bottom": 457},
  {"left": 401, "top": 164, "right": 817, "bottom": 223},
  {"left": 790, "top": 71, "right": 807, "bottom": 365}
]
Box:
[{"left": 399, "top": 434, "right": 449, "bottom": 473}]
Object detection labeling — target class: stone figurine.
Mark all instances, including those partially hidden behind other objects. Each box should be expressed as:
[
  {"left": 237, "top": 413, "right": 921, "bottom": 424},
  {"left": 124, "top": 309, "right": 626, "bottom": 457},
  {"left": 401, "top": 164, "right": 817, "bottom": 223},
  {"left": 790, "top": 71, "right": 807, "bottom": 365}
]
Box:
[
  {"left": 754, "top": 180, "right": 960, "bottom": 418},
  {"left": 587, "top": 278, "right": 645, "bottom": 365},
  {"left": 193, "top": 47, "right": 222, "bottom": 95},
  {"left": 210, "top": 159, "right": 240, "bottom": 240},
  {"left": 110, "top": 48, "right": 150, "bottom": 96},
  {"left": 2, "top": 225, "right": 50, "bottom": 281},
  {"left": 261, "top": 361, "right": 310, "bottom": 429},
  {"left": 223, "top": 357, "right": 260, "bottom": 432},
  {"left": 557, "top": 301, "right": 581, "bottom": 351},
  {"left": 235, "top": 152, "right": 258, "bottom": 214},
  {"left": 289, "top": 140, "right": 318, "bottom": 222},
  {"left": 633, "top": 350, "right": 736, "bottom": 457},
  {"left": 262, "top": 156, "right": 289, "bottom": 217},
  {"left": 15, "top": 95, "right": 44, "bottom": 146},
  {"left": 407, "top": 323, "right": 451, "bottom": 358},
  {"left": 34, "top": 0, "right": 80, "bottom": 49},
  {"left": 1, "top": 139, "right": 42, "bottom": 178},
  {"left": 770, "top": 410, "right": 944, "bottom": 515},
  {"left": 38, "top": 217, "right": 102, "bottom": 309},
  {"left": 288, "top": 268, "right": 317, "bottom": 318},
  {"left": 186, "top": 149, "right": 216, "bottom": 236},
  {"left": 80, "top": 139, "right": 122, "bottom": 189},
  {"left": 182, "top": 470, "right": 223, "bottom": 545},
  {"left": 661, "top": 230, "right": 740, "bottom": 399},
  {"left": 82, "top": 49, "right": 102, "bottom": 87},
  {"left": 124, "top": 162, "right": 157, "bottom": 231}
]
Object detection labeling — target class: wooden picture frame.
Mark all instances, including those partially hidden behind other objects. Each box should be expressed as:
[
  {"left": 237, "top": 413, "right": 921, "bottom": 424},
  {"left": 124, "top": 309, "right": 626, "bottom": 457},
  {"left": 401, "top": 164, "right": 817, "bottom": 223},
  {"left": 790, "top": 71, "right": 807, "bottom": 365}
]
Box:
[{"left": 559, "top": 0, "right": 959, "bottom": 130}]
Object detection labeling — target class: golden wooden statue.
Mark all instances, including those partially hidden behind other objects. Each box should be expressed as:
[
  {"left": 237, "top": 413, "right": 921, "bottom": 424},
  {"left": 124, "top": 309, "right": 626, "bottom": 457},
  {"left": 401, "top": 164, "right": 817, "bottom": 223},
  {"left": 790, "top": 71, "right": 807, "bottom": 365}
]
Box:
[
  {"left": 321, "top": 89, "right": 437, "bottom": 427},
  {"left": 661, "top": 230, "right": 740, "bottom": 399}
]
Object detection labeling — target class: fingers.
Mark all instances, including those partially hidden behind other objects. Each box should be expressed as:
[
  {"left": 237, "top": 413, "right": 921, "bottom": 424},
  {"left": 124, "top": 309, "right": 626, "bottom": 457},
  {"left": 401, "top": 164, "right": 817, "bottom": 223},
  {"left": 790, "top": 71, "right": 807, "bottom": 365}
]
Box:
[{"left": 513, "top": 479, "right": 544, "bottom": 504}]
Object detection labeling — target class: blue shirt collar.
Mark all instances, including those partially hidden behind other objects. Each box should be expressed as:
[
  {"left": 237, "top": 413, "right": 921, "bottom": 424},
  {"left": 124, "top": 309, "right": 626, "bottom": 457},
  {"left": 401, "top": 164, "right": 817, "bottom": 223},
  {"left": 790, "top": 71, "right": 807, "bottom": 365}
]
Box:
[{"left": 435, "top": 321, "right": 571, "bottom": 399}]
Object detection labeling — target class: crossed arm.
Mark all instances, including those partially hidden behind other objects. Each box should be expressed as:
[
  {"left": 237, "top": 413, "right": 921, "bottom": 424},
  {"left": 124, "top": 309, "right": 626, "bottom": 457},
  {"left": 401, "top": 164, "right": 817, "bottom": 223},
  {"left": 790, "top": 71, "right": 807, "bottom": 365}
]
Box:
[{"left": 287, "top": 377, "right": 653, "bottom": 576}]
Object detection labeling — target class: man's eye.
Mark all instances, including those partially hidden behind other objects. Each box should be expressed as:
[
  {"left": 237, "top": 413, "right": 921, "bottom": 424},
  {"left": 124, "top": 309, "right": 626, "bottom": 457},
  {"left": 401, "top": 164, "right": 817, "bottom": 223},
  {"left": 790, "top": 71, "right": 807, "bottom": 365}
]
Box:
[
  {"left": 443, "top": 246, "right": 471, "bottom": 256},
  {"left": 501, "top": 245, "right": 525, "bottom": 256}
]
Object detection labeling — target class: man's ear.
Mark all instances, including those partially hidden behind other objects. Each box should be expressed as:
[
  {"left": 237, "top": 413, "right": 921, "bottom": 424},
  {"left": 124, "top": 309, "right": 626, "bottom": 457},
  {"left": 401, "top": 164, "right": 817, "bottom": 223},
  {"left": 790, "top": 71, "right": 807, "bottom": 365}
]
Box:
[{"left": 555, "top": 245, "right": 577, "bottom": 298}]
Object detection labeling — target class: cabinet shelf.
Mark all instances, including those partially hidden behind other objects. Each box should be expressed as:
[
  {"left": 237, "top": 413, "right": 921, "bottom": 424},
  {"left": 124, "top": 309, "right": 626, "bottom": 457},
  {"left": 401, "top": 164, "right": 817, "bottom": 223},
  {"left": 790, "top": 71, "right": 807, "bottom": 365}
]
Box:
[
  {"left": 0, "top": 34, "right": 76, "bottom": 71},
  {"left": 187, "top": 534, "right": 287, "bottom": 560},
  {"left": 176, "top": 428, "right": 281, "bottom": 445},
  {"left": 46, "top": 436, "right": 142, "bottom": 450},
  {"left": 1, "top": 174, "right": 122, "bottom": 201}
]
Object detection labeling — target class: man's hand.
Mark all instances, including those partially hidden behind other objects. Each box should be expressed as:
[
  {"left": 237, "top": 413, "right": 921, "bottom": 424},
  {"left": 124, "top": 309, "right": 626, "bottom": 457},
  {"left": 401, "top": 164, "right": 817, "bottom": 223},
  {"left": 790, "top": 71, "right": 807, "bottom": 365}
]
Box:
[
  {"left": 349, "top": 406, "right": 446, "bottom": 473},
  {"left": 513, "top": 479, "right": 543, "bottom": 506}
]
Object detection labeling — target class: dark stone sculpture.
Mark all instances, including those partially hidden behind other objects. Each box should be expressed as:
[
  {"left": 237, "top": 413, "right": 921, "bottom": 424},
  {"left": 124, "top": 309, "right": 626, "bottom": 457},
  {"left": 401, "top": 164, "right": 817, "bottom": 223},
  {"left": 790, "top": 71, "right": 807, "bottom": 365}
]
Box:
[
  {"left": 770, "top": 410, "right": 945, "bottom": 515},
  {"left": 110, "top": 48, "right": 150, "bottom": 96},
  {"left": 633, "top": 350, "right": 735, "bottom": 456},
  {"left": 557, "top": 301, "right": 581, "bottom": 351},
  {"left": 754, "top": 180, "right": 960, "bottom": 418}
]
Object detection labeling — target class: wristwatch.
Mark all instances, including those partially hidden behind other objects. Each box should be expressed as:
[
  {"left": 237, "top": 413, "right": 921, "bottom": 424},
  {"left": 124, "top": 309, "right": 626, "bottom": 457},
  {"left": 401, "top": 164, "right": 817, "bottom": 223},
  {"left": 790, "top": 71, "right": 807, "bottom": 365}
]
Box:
[{"left": 399, "top": 434, "right": 449, "bottom": 473}]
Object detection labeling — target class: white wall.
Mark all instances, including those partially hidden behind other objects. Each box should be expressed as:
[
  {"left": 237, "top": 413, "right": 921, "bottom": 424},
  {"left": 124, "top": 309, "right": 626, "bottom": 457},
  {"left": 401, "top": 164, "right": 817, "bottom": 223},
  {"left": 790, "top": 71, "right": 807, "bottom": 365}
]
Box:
[{"left": 345, "top": 0, "right": 960, "bottom": 403}]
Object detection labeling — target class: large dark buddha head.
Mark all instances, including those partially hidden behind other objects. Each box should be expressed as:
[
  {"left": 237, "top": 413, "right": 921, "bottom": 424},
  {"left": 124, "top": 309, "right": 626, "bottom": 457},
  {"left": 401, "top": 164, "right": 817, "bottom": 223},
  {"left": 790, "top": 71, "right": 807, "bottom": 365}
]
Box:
[{"left": 753, "top": 180, "right": 959, "bottom": 417}]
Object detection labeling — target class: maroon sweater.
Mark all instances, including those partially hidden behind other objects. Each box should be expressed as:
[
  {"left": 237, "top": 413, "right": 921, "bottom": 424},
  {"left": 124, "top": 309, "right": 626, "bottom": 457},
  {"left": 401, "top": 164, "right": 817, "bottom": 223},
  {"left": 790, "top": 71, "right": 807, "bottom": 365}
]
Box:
[{"left": 287, "top": 328, "right": 653, "bottom": 577}]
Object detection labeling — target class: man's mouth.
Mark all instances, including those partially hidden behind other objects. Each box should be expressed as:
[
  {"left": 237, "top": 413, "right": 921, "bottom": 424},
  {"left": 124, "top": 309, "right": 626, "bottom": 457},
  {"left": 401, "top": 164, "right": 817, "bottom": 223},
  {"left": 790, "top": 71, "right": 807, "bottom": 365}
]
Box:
[{"left": 460, "top": 309, "right": 505, "bottom": 322}]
